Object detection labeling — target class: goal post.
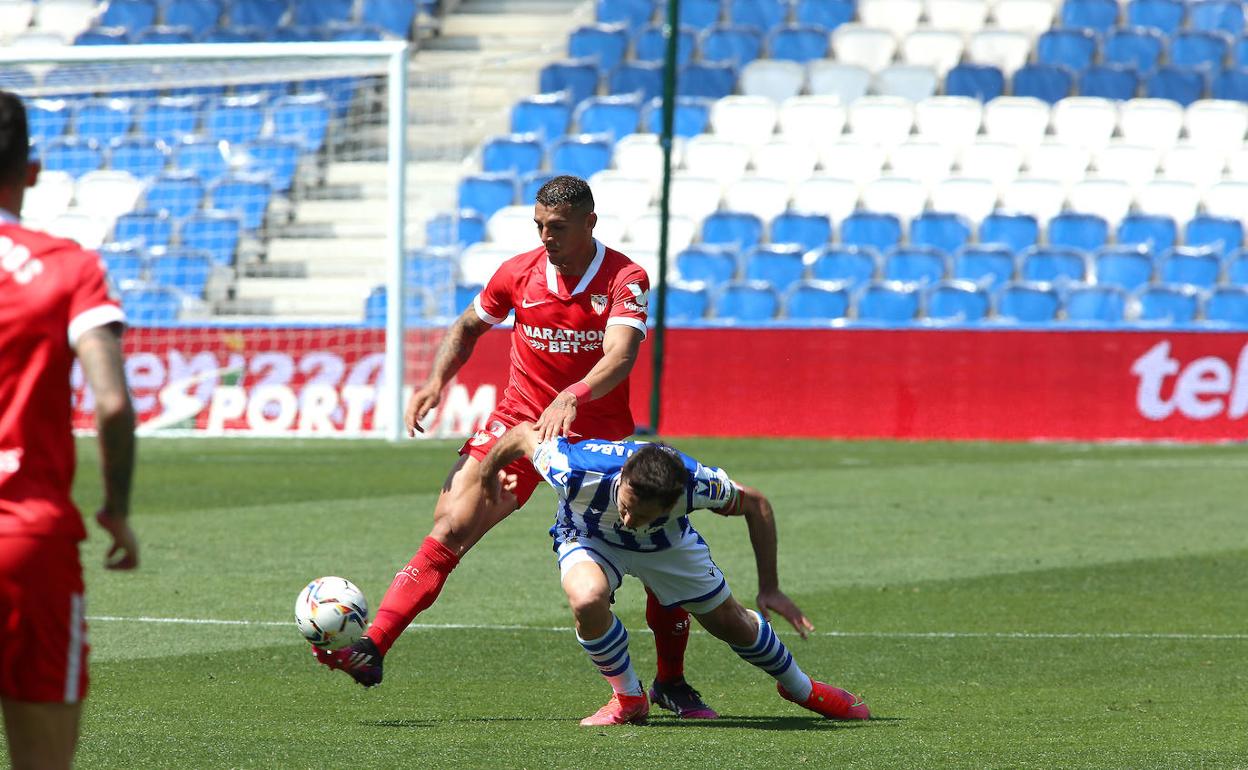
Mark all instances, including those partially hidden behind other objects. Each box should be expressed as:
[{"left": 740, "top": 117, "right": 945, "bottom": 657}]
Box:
[{"left": 1, "top": 41, "right": 422, "bottom": 440}]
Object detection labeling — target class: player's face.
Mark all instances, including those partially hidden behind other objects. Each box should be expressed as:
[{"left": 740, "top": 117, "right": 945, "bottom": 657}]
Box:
[
  {"left": 534, "top": 202, "right": 597, "bottom": 270},
  {"left": 616, "top": 479, "right": 672, "bottom": 530}
]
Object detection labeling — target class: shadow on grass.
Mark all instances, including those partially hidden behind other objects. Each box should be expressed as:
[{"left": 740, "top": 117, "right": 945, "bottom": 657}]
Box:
[{"left": 365, "top": 716, "right": 896, "bottom": 730}]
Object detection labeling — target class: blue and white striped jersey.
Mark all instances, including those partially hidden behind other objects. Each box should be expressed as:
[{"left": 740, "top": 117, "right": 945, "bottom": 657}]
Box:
[{"left": 532, "top": 437, "right": 739, "bottom": 552}]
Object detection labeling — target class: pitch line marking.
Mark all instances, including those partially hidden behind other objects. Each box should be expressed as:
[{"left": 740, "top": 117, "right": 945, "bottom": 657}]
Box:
[{"left": 85, "top": 616, "right": 1248, "bottom": 641}]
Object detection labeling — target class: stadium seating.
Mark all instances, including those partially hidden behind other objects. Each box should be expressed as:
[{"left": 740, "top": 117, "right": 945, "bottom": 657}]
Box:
[
  {"left": 997, "top": 282, "right": 1060, "bottom": 323},
  {"left": 1204, "top": 286, "right": 1248, "bottom": 325},
  {"left": 1065, "top": 285, "right": 1127, "bottom": 324},
  {"left": 809, "top": 246, "right": 880, "bottom": 288},
  {"left": 857, "top": 281, "right": 920, "bottom": 322},
  {"left": 786, "top": 280, "right": 850, "bottom": 320},
  {"left": 715, "top": 281, "right": 782, "bottom": 321},
  {"left": 926, "top": 280, "right": 990, "bottom": 322},
  {"left": 1135, "top": 284, "right": 1200, "bottom": 323}
]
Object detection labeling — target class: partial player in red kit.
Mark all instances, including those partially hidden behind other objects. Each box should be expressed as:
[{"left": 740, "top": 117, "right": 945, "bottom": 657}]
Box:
[
  {"left": 317, "top": 175, "right": 717, "bottom": 718},
  {"left": 0, "top": 91, "right": 138, "bottom": 770}
]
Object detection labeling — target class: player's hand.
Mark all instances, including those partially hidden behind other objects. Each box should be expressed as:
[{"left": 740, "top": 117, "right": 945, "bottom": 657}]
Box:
[
  {"left": 534, "top": 391, "right": 578, "bottom": 443},
  {"left": 95, "top": 509, "right": 139, "bottom": 571},
  {"left": 405, "top": 381, "right": 442, "bottom": 436},
  {"left": 480, "top": 468, "right": 517, "bottom": 508},
  {"left": 757, "top": 589, "right": 814, "bottom": 639}
]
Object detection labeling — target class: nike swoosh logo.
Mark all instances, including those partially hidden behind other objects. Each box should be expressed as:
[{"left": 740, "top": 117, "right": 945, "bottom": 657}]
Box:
[{"left": 521, "top": 298, "right": 548, "bottom": 308}]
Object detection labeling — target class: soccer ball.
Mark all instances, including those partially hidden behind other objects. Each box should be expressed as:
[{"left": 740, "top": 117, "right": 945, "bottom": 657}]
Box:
[{"left": 294, "top": 576, "right": 368, "bottom": 650}]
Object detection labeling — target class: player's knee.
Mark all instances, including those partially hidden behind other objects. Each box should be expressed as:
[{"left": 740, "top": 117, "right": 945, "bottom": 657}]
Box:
[
  {"left": 697, "top": 598, "right": 756, "bottom": 645},
  {"left": 564, "top": 583, "right": 610, "bottom": 620}
]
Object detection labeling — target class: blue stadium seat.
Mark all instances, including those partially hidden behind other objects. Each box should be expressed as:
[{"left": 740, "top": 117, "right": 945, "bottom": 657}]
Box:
[
  {"left": 113, "top": 211, "right": 172, "bottom": 249},
  {"left": 165, "top": 0, "right": 223, "bottom": 28},
  {"left": 520, "top": 171, "right": 556, "bottom": 204},
  {"left": 1235, "top": 36, "right": 1248, "bottom": 68},
  {"left": 1170, "top": 30, "right": 1232, "bottom": 70},
  {"left": 953, "top": 246, "right": 1016, "bottom": 288},
  {"left": 574, "top": 94, "right": 642, "bottom": 139},
  {"left": 100, "top": 243, "right": 146, "bottom": 285},
  {"left": 425, "top": 210, "right": 487, "bottom": 248},
  {"left": 270, "top": 93, "right": 331, "bottom": 152},
  {"left": 540, "top": 59, "right": 600, "bottom": 107},
  {"left": 482, "top": 134, "right": 544, "bottom": 175},
  {"left": 702, "top": 211, "right": 764, "bottom": 252},
  {"left": 1065, "top": 285, "right": 1127, "bottom": 323},
  {"left": 809, "top": 245, "right": 879, "bottom": 287},
  {"left": 568, "top": 24, "right": 630, "bottom": 75},
  {"left": 666, "top": 281, "right": 712, "bottom": 321},
  {"left": 137, "top": 25, "right": 196, "bottom": 44},
  {"left": 700, "top": 24, "right": 764, "bottom": 68},
  {"left": 1036, "top": 29, "right": 1098, "bottom": 74},
  {"left": 137, "top": 96, "right": 201, "bottom": 146},
  {"left": 1094, "top": 246, "right": 1154, "bottom": 291},
  {"left": 270, "top": 25, "right": 327, "bottom": 43},
  {"left": 363, "top": 283, "right": 439, "bottom": 323},
  {"left": 510, "top": 93, "right": 573, "bottom": 143},
  {"left": 1048, "top": 212, "right": 1108, "bottom": 252},
  {"left": 1194, "top": 1, "right": 1243, "bottom": 36},
  {"left": 794, "top": 0, "right": 854, "bottom": 32},
  {"left": 204, "top": 27, "right": 263, "bottom": 43},
  {"left": 458, "top": 173, "right": 517, "bottom": 219},
  {"left": 181, "top": 210, "right": 242, "bottom": 267},
  {"left": 1228, "top": 250, "right": 1248, "bottom": 283},
  {"left": 884, "top": 247, "right": 948, "bottom": 285},
  {"left": 743, "top": 245, "right": 806, "bottom": 291},
  {"left": 677, "top": 62, "right": 736, "bottom": 99},
  {"left": 856, "top": 281, "right": 920, "bottom": 322},
  {"left": 211, "top": 174, "right": 272, "bottom": 231},
  {"left": 643, "top": 96, "right": 712, "bottom": 135},
  {"left": 293, "top": 0, "right": 354, "bottom": 26},
  {"left": 361, "top": 0, "right": 417, "bottom": 37},
  {"left": 148, "top": 247, "right": 213, "bottom": 297},
  {"left": 597, "top": 0, "right": 654, "bottom": 30},
  {"left": 945, "top": 64, "right": 1006, "bottom": 101},
  {"left": 996, "top": 282, "right": 1060, "bottom": 323},
  {"left": 363, "top": 285, "right": 387, "bottom": 325},
  {"left": 1127, "top": 0, "right": 1185, "bottom": 35},
  {"left": 231, "top": 0, "right": 290, "bottom": 27},
  {"left": 407, "top": 248, "right": 457, "bottom": 289},
  {"left": 41, "top": 137, "right": 103, "bottom": 179},
  {"left": 1117, "top": 213, "right": 1177, "bottom": 251},
  {"left": 1013, "top": 64, "right": 1075, "bottom": 104},
  {"left": 980, "top": 212, "right": 1039, "bottom": 254},
  {"left": 325, "top": 22, "right": 388, "bottom": 41},
  {"left": 1079, "top": 65, "right": 1139, "bottom": 99},
  {"left": 1146, "top": 66, "right": 1208, "bottom": 105},
  {"left": 234, "top": 80, "right": 292, "bottom": 103},
  {"left": 455, "top": 283, "right": 484, "bottom": 313},
  {"left": 1135, "top": 284, "right": 1199, "bottom": 323},
  {"left": 785, "top": 280, "right": 850, "bottom": 320},
  {"left": 72, "top": 98, "right": 133, "bottom": 145},
  {"left": 1060, "top": 0, "right": 1120, "bottom": 33},
  {"left": 1212, "top": 67, "right": 1248, "bottom": 100},
  {"left": 1160, "top": 247, "right": 1221, "bottom": 288},
  {"left": 679, "top": 0, "right": 724, "bottom": 28},
  {"left": 76, "top": 28, "right": 131, "bottom": 45},
  {"left": 145, "top": 171, "right": 204, "bottom": 220},
  {"left": 635, "top": 24, "right": 697, "bottom": 66},
  {"left": 925, "top": 281, "right": 990, "bottom": 322},
  {"left": 770, "top": 211, "right": 831, "bottom": 252},
  {"left": 768, "top": 26, "right": 829, "bottom": 64},
  {"left": 298, "top": 77, "right": 358, "bottom": 119},
  {"left": 730, "top": 0, "right": 789, "bottom": 32},
  {"left": 1203, "top": 286, "right": 1248, "bottom": 324},
  {"left": 841, "top": 211, "right": 902, "bottom": 254},
  {"left": 715, "top": 281, "right": 782, "bottom": 322},
  {"left": 173, "top": 137, "right": 230, "bottom": 185},
  {"left": 1020, "top": 247, "right": 1089, "bottom": 284},
  {"left": 109, "top": 137, "right": 168, "bottom": 180},
  {"left": 25, "top": 99, "right": 69, "bottom": 144},
  {"left": 120, "top": 286, "right": 183, "bottom": 324},
  {"left": 1103, "top": 27, "right": 1164, "bottom": 74},
  {"left": 100, "top": 0, "right": 157, "bottom": 29},
  {"left": 549, "top": 134, "right": 613, "bottom": 178},
  {"left": 205, "top": 94, "right": 268, "bottom": 145},
  {"left": 910, "top": 212, "right": 971, "bottom": 255},
  {"left": 676, "top": 245, "right": 738, "bottom": 286},
  {"left": 610, "top": 61, "right": 664, "bottom": 101},
  {"left": 1184, "top": 215, "right": 1244, "bottom": 256}
]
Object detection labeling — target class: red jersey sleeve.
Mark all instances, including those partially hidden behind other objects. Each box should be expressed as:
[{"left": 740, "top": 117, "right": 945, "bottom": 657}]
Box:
[
  {"left": 474, "top": 259, "right": 516, "bottom": 325},
  {"left": 606, "top": 262, "right": 649, "bottom": 339},
  {"left": 67, "top": 251, "right": 125, "bottom": 346}
]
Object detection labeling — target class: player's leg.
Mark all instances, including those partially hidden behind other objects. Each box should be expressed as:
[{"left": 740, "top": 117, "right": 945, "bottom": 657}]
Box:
[
  {"left": 1, "top": 700, "right": 80, "bottom": 770},
  {"left": 643, "top": 587, "right": 718, "bottom": 719},
  {"left": 695, "top": 598, "right": 870, "bottom": 721}
]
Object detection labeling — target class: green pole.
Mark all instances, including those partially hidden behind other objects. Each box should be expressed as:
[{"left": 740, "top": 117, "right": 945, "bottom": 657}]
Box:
[{"left": 648, "top": 0, "right": 680, "bottom": 435}]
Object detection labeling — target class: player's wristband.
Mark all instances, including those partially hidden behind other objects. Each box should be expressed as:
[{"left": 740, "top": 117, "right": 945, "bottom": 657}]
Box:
[{"left": 563, "top": 381, "right": 592, "bottom": 403}]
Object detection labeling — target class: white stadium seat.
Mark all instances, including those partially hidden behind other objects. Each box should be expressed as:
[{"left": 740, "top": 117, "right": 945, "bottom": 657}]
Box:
[
  {"left": 588, "top": 170, "right": 653, "bottom": 223},
  {"left": 991, "top": 0, "right": 1057, "bottom": 36},
  {"left": 486, "top": 205, "right": 539, "bottom": 250},
  {"left": 777, "top": 96, "right": 848, "bottom": 143},
  {"left": 959, "top": 140, "right": 1025, "bottom": 190},
  {"left": 790, "top": 176, "right": 861, "bottom": 221},
  {"left": 1161, "top": 142, "right": 1227, "bottom": 191},
  {"left": 46, "top": 212, "right": 111, "bottom": 249},
  {"left": 20, "top": 170, "right": 74, "bottom": 222},
  {"left": 1068, "top": 178, "right": 1133, "bottom": 225},
  {"left": 722, "top": 175, "right": 792, "bottom": 222},
  {"left": 888, "top": 140, "right": 957, "bottom": 190},
  {"left": 1225, "top": 148, "right": 1248, "bottom": 181},
  {"left": 668, "top": 172, "right": 724, "bottom": 221},
  {"left": 983, "top": 96, "right": 1050, "bottom": 151},
  {"left": 624, "top": 248, "right": 662, "bottom": 283},
  {"left": 832, "top": 25, "right": 900, "bottom": 74},
  {"left": 930, "top": 177, "right": 1000, "bottom": 223},
  {"left": 967, "top": 29, "right": 1032, "bottom": 75},
  {"left": 1134, "top": 179, "right": 1200, "bottom": 225},
  {"left": 11, "top": 30, "right": 66, "bottom": 46},
  {"left": 591, "top": 212, "right": 628, "bottom": 247},
  {"left": 613, "top": 133, "right": 683, "bottom": 194},
  {"left": 740, "top": 60, "right": 806, "bottom": 103},
  {"left": 459, "top": 243, "right": 516, "bottom": 286},
  {"left": 710, "top": 95, "right": 779, "bottom": 147},
  {"left": 914, "top": 96, "right": 984, "bottom": 150},
  {"left": 1202, "top": 181, "right": 1248, "bottom": 225},
  {"left": 862, "top": 176, "right": 928, "bottom": 222},
  {"left": 848, "top": 96, "right": 916, "bottom": 148},
  {"left": 683, "top": 135, "right": 752, "bottom": 186},
  {"left": 33, "top": 0, "right": 95, "bottom": 41},
  {"left": 873, "top": 64, "right": 940, "bottom": 102},
  {"left": 858, "top": 0, "right": 925, "bottom": 37},
  {"left": 627, "top": 210, "right": 697, "bottom": 252},
  {"left": 1092, "top": 142, "right": 1160, "bottom": 191},
  {"left": 818, "top": 140, "right": 889, "bottom": 187},
  {"left": 74, "top": 170, "right": 144, "bottom": 220},
  {"left": 1026, "top": 140, "right": 1091, "bottom": 188},
  {"left": 752, "top": 139, "right": 820, "bottom": 182},
  {"left": 925, "top": 0, "right": 990, "bottom": 35},
  {"left": 901, "top": 29, "right": 966, "bottom": 76},
  {"left": 806, "top": 62, "right": 872, "bottom": 105},
  {"left": 1118, "top": 99, "right": 1184, "bottom": 152},
  {"left": 0, "top": 1, "right": 34, "bottom": 43},
  {"left": 1051, "top": 97, "right": 1119, "bottom": 152},
  {"left": 1184, "top": 99, "right": 1248, "bottom": 157},
  {"left": 1001, "top": 177, "right": 1066, "bottom": 224}
]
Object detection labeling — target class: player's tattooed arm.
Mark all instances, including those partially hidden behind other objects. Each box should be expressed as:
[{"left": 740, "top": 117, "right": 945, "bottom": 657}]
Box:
[
  {"left": 406, "top": 307, "right": 493, "bottom": 435},
  {"left": 479, "top": 422, "right": 541, "bottom": 506},
  {"left": 736, "top": 485, "right": 815, "bottom": 639}
]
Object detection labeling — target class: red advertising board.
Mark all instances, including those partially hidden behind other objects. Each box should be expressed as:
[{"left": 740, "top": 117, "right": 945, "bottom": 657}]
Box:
[{"left": 73, "top": 326, "right": 1248, "bottom": 441}]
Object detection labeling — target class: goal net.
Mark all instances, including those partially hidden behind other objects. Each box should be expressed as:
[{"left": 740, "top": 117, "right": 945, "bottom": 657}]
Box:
[{"left": 1, "top": 41, "right": 463, "bottom": 439}]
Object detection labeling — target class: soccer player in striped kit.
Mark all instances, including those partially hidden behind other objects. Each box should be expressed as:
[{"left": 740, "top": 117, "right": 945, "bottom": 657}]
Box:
[{"left": 478, "top": 422, "right": 871, "bottom": 725}]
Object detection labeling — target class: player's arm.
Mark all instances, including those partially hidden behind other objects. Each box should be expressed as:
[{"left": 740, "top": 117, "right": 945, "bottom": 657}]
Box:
[
  {"left": 478, "top": 421, "right": 542, "bottom": 506},
  {"left": 405, "top": 306, "right": 494, "bottom": 436},
  {"left": 721, "top": 484, "right": 815, "bottom": 639},
  {"left": 533, "top": 324, "right": 643, "bottom": 443},
  {"left": 75, "top": 324, "right": 139, "bottom": 570}
]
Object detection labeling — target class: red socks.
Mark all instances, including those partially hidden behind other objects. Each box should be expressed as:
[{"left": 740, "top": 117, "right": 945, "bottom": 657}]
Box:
[
  {"left": 645, "top": 586, "right": 691, "bottom": 683},
  {"left": 367, "top": 537, "right": 460, "bottom": 655}
]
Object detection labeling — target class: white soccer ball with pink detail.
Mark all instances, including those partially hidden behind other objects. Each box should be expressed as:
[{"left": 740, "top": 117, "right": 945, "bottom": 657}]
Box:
[{"left": 294, "top": 576, "right": 368, "bottom": 650}]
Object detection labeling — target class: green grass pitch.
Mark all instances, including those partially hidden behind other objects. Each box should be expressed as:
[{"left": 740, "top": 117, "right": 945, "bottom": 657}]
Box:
[{"left": 46, "top": 437, "right": 1248, "bottom": 768}]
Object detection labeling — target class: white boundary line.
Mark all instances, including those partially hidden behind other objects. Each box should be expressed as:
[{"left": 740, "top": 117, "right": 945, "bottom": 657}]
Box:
[{"left": 86, "top": 615, "right": 1248, "bottom": 641}]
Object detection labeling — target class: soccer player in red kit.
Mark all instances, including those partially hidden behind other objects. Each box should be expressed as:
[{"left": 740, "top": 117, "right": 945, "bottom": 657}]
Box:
[
  {"left": 0, "top": 91, "right": 138, "bottom": 769},
  {"left": 317, "top": 175, "right": 717, "bottom": 718}
]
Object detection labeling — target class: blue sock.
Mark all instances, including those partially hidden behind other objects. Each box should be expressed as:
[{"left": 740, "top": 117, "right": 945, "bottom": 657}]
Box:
[
  {"left": 731, "top": 609, "right": 812, "bottom": 701},
  {"left": 577, "top": 615, "right": 643, "bottom": 696}
]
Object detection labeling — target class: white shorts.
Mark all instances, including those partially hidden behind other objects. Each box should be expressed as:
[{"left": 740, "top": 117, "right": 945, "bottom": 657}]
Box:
[{"left": 554, "top": 531, "right": 732, "bottom": 614}]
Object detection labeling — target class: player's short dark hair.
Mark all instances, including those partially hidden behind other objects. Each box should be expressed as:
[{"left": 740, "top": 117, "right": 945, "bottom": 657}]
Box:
[
  {"left": 535, "top": 174, "right": 594, "bottom": 215},
  {"left": 0, "top": 91, "right": 29, "bottom": 186},
  {"left": 622, "top": 444, "right": 687, "bottom": 511}
]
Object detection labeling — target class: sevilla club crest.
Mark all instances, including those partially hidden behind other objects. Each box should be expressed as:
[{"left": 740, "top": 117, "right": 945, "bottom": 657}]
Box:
[{"left": 590, "top": 293, "right": 608, "bottom": 315}]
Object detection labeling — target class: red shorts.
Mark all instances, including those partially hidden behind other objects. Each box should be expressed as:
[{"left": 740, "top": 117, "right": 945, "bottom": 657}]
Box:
[
  {"left": 460, "top": 414, "right": 545, "bottom": 507},
  {"left": 0, "top": 537, "right": 88, "bottom": 703}
]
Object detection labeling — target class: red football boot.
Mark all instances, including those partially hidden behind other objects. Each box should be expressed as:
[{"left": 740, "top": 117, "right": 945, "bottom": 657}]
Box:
[
  {"left": 579, "top": 692, "right": 650, "bottom": 726},
  {"left": 778, "top": 679, "right": 870, "bottom": 720}
]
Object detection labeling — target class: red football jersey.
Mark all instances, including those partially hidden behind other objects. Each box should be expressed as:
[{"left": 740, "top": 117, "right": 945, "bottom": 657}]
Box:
[
  {"left": 474, "top": 239, "right": 648, "bottom": 439},
  {"left": 0, "top": 215, "right": 125, "bottom": 539}
]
